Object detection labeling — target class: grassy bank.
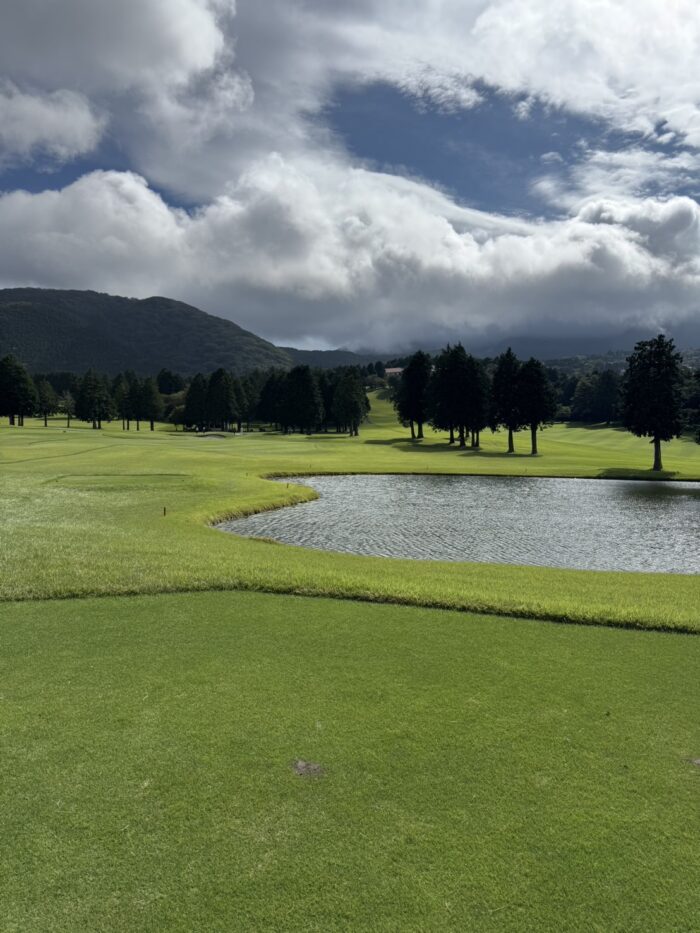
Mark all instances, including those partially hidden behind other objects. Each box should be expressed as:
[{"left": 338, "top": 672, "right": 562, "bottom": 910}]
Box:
[
  {"left": 0, "top": 396, "right": 698, "bottom": 630},
  {"left": 2, "top": 590, "right": 699, "bottom": 932}
]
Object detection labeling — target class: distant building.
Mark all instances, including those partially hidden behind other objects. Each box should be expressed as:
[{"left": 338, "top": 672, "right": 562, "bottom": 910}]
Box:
[{"left": 385, "top": 367, "right": 403, "bottom": 377}]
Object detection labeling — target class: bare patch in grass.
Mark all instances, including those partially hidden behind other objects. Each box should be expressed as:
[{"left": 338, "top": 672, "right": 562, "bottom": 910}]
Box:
[{"left": 293, "top": 759, "right": 324, "bottom": 777}]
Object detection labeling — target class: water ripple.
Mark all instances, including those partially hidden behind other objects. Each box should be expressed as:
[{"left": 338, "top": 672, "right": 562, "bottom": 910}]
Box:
[{"left": 218, "top": 474, "right": 700, "bottom": 574}]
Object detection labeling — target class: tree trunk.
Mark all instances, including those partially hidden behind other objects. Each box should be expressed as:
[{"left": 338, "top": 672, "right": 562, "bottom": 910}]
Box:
[
  {"left": 150, "top": 419, "right": 155, "bottom": 431},
  {"left": 44, "top": 412, "right": 48, "bottom": 427},
  {"left": 507, "top": 427, "right": 514, "bottom": 453},
  {"left": 652, "top": 436, "right": 663, "bottom": 471},
  {"left": 9, "top": 414, "right": 15, "bottom": 426},
  {"left": 67, "top": 416, "right": 71, "bottom": 428},
  {"left": 126, "top": 419, "right": 130, "bottom": 431},
  {"left": 530, "top": 424, "right": 538, "bottom": 455},
  {"left": 136, "top": 420, "right": 140, "bottom": 431},
  {"left": 417, "top": 421, "right": 424, "bottom": 439},
  {"left": 474, "top": 430, "right": 480, "bottom": 448},
  {"left": 410, "top": 421, "right": 416, "bottom": 439},
  {"left": 458, "top": 425, "right": 466, "bottom": 448},
  {"left": 449, "top": 425, "right": 454, "bottom": 445}
]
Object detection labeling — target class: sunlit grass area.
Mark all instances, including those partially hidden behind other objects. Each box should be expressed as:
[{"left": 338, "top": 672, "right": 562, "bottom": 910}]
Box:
[
  {"left": 1, "top": 395, "right": 698, "bottom": 629},
  {"left": 2, "top": 590, "right": 699, "bottom": 932}
]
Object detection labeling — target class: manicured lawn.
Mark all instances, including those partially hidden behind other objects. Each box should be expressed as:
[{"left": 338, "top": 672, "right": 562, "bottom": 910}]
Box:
[
  {"left": 2, "top": 590, "right": 699, "bottom": 932},
  {"left": 0, "top": 396, "right": 698, "bottom": 629}
]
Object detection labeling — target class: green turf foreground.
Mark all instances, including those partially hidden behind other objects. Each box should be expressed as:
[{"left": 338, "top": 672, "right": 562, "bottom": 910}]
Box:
[{"left": 2, "top": 590, "right": 698, "bottom": 932}]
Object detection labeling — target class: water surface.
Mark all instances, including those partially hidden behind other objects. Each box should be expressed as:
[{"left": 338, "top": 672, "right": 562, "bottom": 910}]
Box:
[{"left": 219, "top": 474, "right": 700, "bottom": 574}]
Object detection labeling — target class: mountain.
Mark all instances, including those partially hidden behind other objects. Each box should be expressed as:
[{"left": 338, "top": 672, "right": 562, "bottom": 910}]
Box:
[
  {"left": 280, "top": 346, "right": 378, "bottom": 369},
  {"left": 0, "top": 288, "right": 292, "bottom": 375}
]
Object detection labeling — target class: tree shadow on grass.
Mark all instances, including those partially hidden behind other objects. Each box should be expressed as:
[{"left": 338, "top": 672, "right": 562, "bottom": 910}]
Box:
[
  {"left": 563, "top": 421, "right": 627, "bottom": 432},
  {"left": 364, "top": 437, "right": 533, "bottom": 458},
  {"left": 597, "top": 467, "right": 680, "bottom": 481}
]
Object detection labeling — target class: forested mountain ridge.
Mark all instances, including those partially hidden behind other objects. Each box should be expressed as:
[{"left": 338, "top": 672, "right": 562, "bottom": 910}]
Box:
[{"left": 0, "top": 289, "right": 292, "bottom": 375}]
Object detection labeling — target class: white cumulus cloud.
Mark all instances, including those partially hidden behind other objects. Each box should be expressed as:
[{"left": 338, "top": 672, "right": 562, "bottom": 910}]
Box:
[
  {"left": 1, "top": 0, "right": 700, "bottom": 350},
  {"left": 0, "top": 82, "right": 105, "bottom": 163}
]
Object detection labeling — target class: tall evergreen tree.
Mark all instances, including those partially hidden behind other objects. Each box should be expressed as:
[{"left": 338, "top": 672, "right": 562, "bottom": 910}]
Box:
[
  {"left": 206, "top": 369, "right": 238, "bottom": 430},
  {"left": 156, "top": 368, "right": 185, "bottom": 395},
  {"left": 447, "top": 344, "right": 473, "bottom": 448},
  {"left": 140, "top": 377, "right": 164, "bottom": 431},
  {"left": 126, "top": 374, "right": 144, "bottom": 430},
  {"left": 518, "top": 358, "right": 557, "bottom": 454},
  {"left": 622, "top": 334, "right": 683, "bottom": 471},
  {"left": 492, "top": 348, "right": 525, "bottom": 452},
  {"left": 112, "top": 375, "right": 132, "bottom": 429},
  {"left": 427, "top": 346, "right": 456, "bottom": 443},
  {"left": 0, "top": 355, "right": 37, "bottom": 425},
  {"left": 282, "top": 366, "right": 324, "bottom": 433},
  {"left": 58, "top": 390, "right": 75, "bottom": 428},
  {"left": 394, "top": 351, "right": 432, "bottom": 438},
  {"left": 241, "top": 371, "right": 265, "bottom": 429},
  {"left": 317, "top": 370, "right": 339, "bottom": 432},
  {"left": 463, "top": 354, "right": 490, "bottom": 448},
  {"left": 571, "top": 370, "right": 621, "bottom": 423},
  {"left": 257, "top": 371, "right": 285, "bottom": 427},
  {"left": 76, "top": 370, "right": 112, "bottom": 429},
  {"left": 231, "top": 377, "right": 247, "bottom": 432},
  {"left": 332, "top": 368, "right": 367, "bottom": 435},
  {"left": 36, "top": 379, "right": 58, "bottom": 426},
  {"left": 183, "top": 374, "right": 208, "bottom": 431}
]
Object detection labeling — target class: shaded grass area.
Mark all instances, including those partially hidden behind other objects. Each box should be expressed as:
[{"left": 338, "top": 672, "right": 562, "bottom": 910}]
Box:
[
  {"left": 2, "top": 590, "right": 699, "bottom": 932},
  {"left": 0, "top": 397, "right": 698, "bottom": 630}
]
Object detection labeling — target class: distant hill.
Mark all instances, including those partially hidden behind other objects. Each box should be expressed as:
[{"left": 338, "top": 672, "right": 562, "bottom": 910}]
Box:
[
  {"left": 541, "top": 348, "right": 700, "bottom": 375},
  {"left": 0, "top": 288, "right": 292, "bottom": 375},
  {"left": 281, "top": 346, "right": 378, "bottom": 369}
]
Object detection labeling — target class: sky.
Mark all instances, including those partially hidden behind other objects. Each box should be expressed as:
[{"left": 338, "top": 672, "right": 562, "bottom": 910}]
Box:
[{"left": 1, "top": 0, "right": 700, "bottom": 354}]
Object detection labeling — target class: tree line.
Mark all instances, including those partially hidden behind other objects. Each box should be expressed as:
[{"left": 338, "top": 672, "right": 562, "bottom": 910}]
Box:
[
  {"left": 1, "top": 335, "right": 698, "bottom": 469},
  {"left": 393, "top": 345, "right": 557, "bottom": 454},
  {"left": 0, "top": 359, "right": 370, "bottom": 436},
  {"left": 181, "top": 365, "right": 369, "bottom": 435},
  {"left": 393, "top": 336, "right": 699, "bottom": 469}
]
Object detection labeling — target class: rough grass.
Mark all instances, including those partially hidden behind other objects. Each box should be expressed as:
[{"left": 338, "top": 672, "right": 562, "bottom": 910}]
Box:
[
  {"left": 0, "top": 397, "right": 698, "bottom": 631},
  {"left": 2, "top": 590, "right": 699, "bottom": 932}
]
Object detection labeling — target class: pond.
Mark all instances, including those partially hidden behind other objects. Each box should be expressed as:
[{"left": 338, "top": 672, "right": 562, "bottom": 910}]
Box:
[{"left": 218, "top": 474, "right": 700, "bottom": 574}]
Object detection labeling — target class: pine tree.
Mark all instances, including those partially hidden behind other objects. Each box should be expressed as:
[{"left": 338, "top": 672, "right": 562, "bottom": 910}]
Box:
[
  {"left": 518, "top": 358, "right": 557, "bottom": 455},
  {"left": 126, "top": 375, "right": 143, "bottom": 431},
  {"left": 257, "top": 371, "right": 285, "bottom": 427},
  {"left": 205, "top": 369, "right": 238, "bottom": 431},
  {"left": 36, "top": 379, "right": 58, "bottom": 427},
  {"left": 427, "top": 346, "right": 456, "bottom": 443},
  {"left": 140, "top": 377, "right": 164, "bottom": 431},
  {"left": 622, "top": 334, "right": 683, "bottom": 471},
  {"left": 184, "top": 374, "right": 208, "bottom": 431},
  {"left": 332, "top": 368, "right": 367, "bottom": 435},
  {"left": 393, "top": 351, "right": 431, "bottom": 438},
  {"left": 113, "top": 375, "right": 132, "bottom": 429},
  {"left": 282, "top": 366, "right": 324, "bottom": 433},
  {"left": 76, "top": 370, "right": 112, "bottom": 429},
  {"left": 0, "top": 356, "right": 37, "bottom": 425},
  {"left": 463, "top": 354, "right": 490, "bottom": 448},
  {"left": 58, "top": 390, "right": 75, "bottom": 428},
  {"left": 492, "top": 348, "right": 525, "bottom": 452}
]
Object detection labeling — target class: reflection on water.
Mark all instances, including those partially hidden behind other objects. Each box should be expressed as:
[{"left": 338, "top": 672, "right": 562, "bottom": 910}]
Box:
[{"left": 218, "top": 474, "right": 700, "bottom": 574}]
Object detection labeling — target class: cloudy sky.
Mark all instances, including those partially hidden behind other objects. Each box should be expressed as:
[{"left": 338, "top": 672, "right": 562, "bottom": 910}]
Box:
[{"left": 2, "top": 0, "right": 700, "bottom": 353}]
